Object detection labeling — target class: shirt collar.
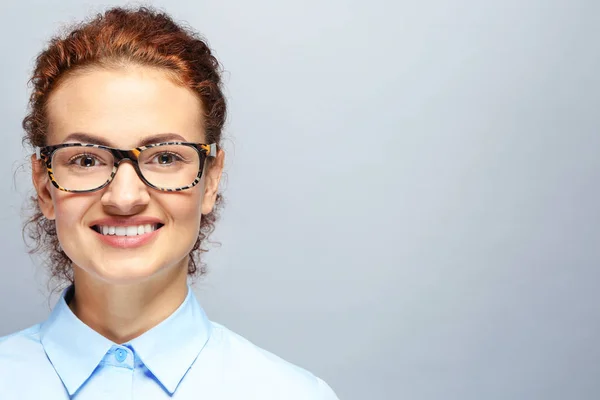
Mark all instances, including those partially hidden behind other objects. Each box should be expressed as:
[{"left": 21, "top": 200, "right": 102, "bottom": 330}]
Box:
[
  {"left": 40, "top": 285, "right": 114, "bottom": 396},
  {"left": 40, "top": 285, "right": 212, "bottom": 396},
  {"left": 129, "top": 286, "right": 212, "bottom": 394}
]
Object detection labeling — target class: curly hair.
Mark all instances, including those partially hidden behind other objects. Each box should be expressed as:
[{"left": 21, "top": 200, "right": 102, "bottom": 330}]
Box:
[{"left": 22, "top": 6, "right": 226, "bottom": 285}]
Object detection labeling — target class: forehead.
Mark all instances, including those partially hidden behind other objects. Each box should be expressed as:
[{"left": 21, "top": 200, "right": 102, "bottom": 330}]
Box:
[{"left": 45, "top": 65, "right": 204, "bottom": 146}]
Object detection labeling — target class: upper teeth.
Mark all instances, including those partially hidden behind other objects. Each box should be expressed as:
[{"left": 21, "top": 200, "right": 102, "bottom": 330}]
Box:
[{"left": 99, "top": 224, "right": 158, "bottom": 236}]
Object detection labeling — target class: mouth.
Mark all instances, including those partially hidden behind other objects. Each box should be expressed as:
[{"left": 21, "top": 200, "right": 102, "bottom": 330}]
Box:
[{"left": 91, "top": 223, "right": 165, "bottom": 236}]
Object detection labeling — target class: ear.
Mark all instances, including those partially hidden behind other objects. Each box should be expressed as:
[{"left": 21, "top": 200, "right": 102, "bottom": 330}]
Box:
[
  {"left": 31, "top": 154, "right": 56, "bottom": 220},
  {"left": 201, "top": 149, "right": 225, "bottom": 215}
]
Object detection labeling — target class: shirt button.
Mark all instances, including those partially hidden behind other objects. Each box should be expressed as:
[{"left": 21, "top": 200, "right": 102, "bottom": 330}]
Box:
[{"left": 115, "top": 348, "right": 127, "bottom": 363}]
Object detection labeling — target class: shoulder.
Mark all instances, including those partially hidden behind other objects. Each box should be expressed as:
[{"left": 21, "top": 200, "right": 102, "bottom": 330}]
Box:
[
  {"left": 0, "top": 323, "right": 80, "bottom": 397},
  {"left": 203, "top": 321, "right": 339, "bottom": 399},
  {"left": 0, "top": 324, "right": 50, "bottom": 386},
  {"left": 0, "top": 324, "right": 44, "bottom": 355},
  {"left": 0, "top": 324, "right": 47, "bottom": 368}
]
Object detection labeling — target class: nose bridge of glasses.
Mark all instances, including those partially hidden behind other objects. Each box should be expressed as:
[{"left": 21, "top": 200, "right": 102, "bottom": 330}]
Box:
[
  {"left": 109, "top": 148, "right": 146, "bottom": 182},
  {"left": 111, "top": 148, "right": 141, "bottom": 163}
]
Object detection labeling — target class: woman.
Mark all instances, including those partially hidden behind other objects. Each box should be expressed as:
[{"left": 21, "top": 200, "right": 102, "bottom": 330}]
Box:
[{"left": 0, "top": 6, "right": 338, "bottom": 399}]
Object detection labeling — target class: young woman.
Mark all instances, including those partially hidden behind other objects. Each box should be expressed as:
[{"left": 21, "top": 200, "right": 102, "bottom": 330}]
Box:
[{"left": 0, "top": 7, "right": 338, "bottom": 399}]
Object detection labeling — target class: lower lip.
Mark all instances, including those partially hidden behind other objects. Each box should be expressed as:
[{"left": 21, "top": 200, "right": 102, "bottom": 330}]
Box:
[{"left": 92, "top": 227, "right": 161, "bottom": 248}]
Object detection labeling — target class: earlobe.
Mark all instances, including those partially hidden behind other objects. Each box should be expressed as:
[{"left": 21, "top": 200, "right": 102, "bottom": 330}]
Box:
[
  {"left": 201, "top": 149, "right": 225, "bottom": 215},
  {"left": 31, "top": 154, "right": 56, "bottom": 220}
]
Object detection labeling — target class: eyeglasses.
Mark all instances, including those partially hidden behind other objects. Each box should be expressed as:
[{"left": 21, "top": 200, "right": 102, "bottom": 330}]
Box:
[{"left": 35, "top": 142, "right": 217, "bottom": 193}]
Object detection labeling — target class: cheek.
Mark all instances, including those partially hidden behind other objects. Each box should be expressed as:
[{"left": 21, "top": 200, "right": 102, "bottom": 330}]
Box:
[
  {"left": 53, "top": 192, "right": 95, "bottom": 225},
  {"left": 51, "top": 192, "right": 98, "bottom": 244},
  {"left": 160, "top": 189, "right": 204, "bottom": 230}
]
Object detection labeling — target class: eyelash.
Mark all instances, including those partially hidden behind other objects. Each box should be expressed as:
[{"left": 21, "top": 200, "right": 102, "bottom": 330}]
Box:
[
  {"left": 67, "top": 153, "right": 104, "bottom": 164},
  {"left": 149, "top": 151, "right": 184, "bottom": 160}
]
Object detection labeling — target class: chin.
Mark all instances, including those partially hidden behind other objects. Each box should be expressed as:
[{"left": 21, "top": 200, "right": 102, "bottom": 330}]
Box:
[
  {"left": 97, "top": 268, "right": 161, "bottom": 285},
  {"left": 67, "top": 241, "right": 192, "bottom": 285},
  {"left": 72, "top": 257, "right": 168, "bottom": 285}
]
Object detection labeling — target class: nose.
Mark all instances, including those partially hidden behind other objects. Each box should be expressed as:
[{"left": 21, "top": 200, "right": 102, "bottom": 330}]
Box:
[{"left": 101, "top": 162, "right": 150, "bottom": 214}]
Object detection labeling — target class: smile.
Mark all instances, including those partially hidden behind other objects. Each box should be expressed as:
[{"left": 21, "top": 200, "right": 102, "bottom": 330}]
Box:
[{"left": 92, "top": 223, "right": 164, "bottom": 236}]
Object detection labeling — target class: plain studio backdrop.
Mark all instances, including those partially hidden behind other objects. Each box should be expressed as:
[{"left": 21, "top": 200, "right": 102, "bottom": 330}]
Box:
[{"left": 1, "top": 1, "right": 599, "bottom": 399}]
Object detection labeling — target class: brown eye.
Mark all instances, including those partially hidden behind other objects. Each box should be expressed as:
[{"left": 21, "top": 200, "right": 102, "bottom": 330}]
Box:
[
  {"left": 77, "top": 155, "right": 97, "bottom": 167},
  {"left": 157, "top": 153, "right": 175, "bottom": 165}
]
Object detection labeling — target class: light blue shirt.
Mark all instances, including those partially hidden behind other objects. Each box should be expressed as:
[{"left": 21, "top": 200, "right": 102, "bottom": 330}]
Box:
[{"left": 0, "top": 286, "right": 338, "bottom": 399}]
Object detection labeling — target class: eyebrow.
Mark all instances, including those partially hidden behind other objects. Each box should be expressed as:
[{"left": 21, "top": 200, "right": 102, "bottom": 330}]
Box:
[{"left": 61, "top": 132, "right": 190, "bottom": 147}]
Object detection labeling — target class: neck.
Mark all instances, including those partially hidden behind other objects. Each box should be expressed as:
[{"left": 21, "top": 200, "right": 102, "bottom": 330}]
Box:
[{"left": 69, "top": 263, "right": 189, "bottom": 344}]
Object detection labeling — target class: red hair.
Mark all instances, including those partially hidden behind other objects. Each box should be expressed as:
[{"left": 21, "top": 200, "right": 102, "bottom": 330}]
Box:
[{"left": 23, "top": 6, "right": 226, "bottom": 285}]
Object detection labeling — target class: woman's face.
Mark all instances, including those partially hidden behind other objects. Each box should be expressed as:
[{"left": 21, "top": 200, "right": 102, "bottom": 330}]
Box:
[{"left": 32, "top": 65, "right": 223, "bottom": 284}]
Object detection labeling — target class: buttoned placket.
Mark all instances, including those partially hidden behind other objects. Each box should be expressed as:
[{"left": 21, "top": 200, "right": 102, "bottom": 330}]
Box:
[{"left": 91, "top": 345, "right": 135, "bottom": 399}]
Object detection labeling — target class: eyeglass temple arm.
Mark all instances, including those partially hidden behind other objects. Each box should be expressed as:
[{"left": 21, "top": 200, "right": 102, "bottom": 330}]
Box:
[{"left": 208, "top": 143, "right": 217, "bottom": 157}]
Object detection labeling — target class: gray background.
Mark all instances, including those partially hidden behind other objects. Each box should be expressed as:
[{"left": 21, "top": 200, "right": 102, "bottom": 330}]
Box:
[{"left": 1, "top": 0, "right": 599, "bottom": 399}]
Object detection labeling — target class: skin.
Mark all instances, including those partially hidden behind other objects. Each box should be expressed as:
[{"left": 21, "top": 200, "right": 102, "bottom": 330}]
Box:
[{"left": 31, "top": 65, "right": 225, "bottom": 343}]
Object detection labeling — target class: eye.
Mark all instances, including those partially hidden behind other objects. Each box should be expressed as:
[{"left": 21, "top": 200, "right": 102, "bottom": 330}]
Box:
[
  {"left": 152, "top": 152, "right": 182, "bottom": 165},
  {"left": 69, "top": 154, "right": 102, "bottom": 167}
]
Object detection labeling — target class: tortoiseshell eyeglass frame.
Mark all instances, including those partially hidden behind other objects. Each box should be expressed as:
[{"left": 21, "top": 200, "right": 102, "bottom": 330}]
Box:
[{"left": 34, "top": 142, "right": 217, "bottom": 193}]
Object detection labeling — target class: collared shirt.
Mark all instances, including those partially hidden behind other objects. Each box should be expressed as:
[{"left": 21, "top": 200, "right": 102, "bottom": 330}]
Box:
[{"left": 0, "top": 286, "right": 338, "bottom": 399}]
